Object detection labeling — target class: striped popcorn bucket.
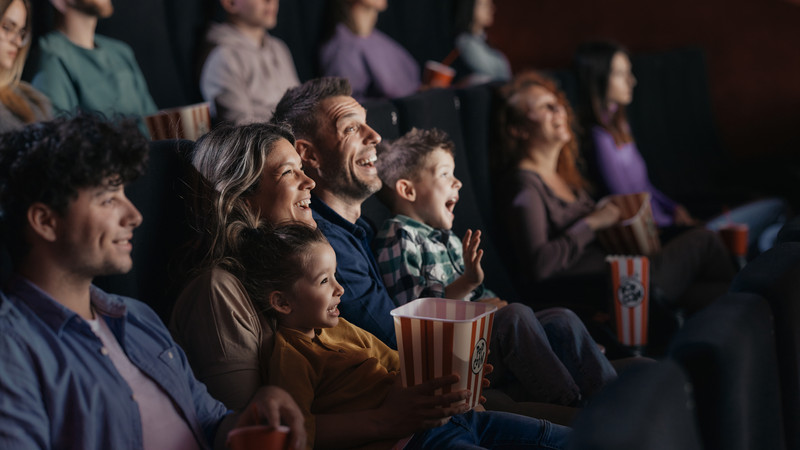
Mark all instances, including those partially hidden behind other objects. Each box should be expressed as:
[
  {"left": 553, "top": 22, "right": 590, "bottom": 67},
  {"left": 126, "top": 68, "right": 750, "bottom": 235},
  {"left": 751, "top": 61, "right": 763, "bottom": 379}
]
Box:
[
  {"left": 391, "top": 298, "right": 496, "bottom": 409},
  {"left": 596, "top": 192, "right": 661, "bottom": 256},
  {"left": 606, "top": 255, "right": 650, "bottom": 348},
  {"left": 145, "top": 102, "right": 211, "bottom": 141}
]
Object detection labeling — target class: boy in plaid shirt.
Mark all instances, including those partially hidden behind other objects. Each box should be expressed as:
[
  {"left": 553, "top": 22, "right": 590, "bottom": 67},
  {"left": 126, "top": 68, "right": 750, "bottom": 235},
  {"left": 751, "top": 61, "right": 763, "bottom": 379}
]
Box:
[{"left": 372, "top": 128, "right": 617, "bottom": 406}]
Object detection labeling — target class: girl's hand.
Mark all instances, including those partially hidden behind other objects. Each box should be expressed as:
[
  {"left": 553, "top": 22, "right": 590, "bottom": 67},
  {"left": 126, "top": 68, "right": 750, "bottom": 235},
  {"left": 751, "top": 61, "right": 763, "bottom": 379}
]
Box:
[{"left": 585, "top": 202, "right": 621, "bottom": 230}]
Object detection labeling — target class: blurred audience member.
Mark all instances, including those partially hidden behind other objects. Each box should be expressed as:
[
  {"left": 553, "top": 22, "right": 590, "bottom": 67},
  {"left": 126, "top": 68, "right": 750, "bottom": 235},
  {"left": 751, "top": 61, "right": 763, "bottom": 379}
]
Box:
[
  {"left": 574, "top": 41, "right": 786, "bottom": 253},
  {"left": 452, "top": 0, "right": 510, "bottom": 85},
  {"left": 0, "top": 0, "right": 50, "bottom": 132},
  {"left": 32, "top": 0, "right": 156, "bottom": 133},
  {"left": 319, "top": 0, "right": 419, "bottom": 100},
  {"left": 200, "top": 0, "right": 299, "bottom": 124}
]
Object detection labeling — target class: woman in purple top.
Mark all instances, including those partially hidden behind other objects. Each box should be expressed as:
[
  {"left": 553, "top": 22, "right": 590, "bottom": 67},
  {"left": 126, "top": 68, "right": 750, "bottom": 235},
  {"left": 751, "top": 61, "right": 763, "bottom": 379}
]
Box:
[
  {"left": 319, "top": 0, "right": 420, "bottom": 101},
  {"left": 574, "top": 41, "right": 786, "bottom": 253},
  {"left": 493, "top": 72, "right": 736, "bottom": 347}
]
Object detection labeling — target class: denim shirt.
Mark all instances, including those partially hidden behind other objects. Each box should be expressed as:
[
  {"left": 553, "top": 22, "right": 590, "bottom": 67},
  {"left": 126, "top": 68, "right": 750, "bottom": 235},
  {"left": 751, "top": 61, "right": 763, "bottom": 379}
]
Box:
[
  {"left": 0, "top": 276, "right": 229, "bottom": 449},
  {"left": 311, "top": 196, "right": 398, "bottom": 349}
]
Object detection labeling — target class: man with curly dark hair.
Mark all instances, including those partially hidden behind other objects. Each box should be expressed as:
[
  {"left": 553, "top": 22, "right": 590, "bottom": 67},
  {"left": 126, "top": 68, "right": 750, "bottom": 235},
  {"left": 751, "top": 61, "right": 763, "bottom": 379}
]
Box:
[{"left": 0, "top": 112, "right": 306, "bottom": 450}]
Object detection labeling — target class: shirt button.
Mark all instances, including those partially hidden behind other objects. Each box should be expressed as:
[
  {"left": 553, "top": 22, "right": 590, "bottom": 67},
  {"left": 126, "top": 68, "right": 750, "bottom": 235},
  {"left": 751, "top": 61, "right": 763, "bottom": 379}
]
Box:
[
  {"left": 131, "top": 394, "right": 136, "bottom": 401},
  {"left": 100, "top": 347, "right": 109, "bottom": 356},
  {"left": 167, "top": 351, "right": 173, "bottom": 359}
]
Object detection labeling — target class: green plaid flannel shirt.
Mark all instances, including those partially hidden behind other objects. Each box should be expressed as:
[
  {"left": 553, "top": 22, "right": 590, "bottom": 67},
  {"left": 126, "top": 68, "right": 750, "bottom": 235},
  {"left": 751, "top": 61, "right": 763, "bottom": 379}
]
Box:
[{"left": 372, "top": 215, "right": 492, "bottom": 306}]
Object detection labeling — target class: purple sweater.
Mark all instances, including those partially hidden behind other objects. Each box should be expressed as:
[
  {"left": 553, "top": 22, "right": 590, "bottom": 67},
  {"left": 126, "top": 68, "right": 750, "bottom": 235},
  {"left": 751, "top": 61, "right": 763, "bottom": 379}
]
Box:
[
  {"left": 319, "top": 23, "right": 420, "bottom": 101},
  {"left": 591, "top": 125, "right": 677, "bottom": 226}
]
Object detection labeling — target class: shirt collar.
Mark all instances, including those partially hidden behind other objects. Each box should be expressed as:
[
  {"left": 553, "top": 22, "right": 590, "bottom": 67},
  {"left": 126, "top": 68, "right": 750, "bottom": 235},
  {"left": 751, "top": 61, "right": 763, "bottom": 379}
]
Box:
[
  {"left": 393, "top": 214, "right": 451, "bottom": 243},
  {"left": 311, "top": 194, "right": 371, "bottom": 238},
  {"left": 6, "top": 274, "right": 126, "bottom": 335}
]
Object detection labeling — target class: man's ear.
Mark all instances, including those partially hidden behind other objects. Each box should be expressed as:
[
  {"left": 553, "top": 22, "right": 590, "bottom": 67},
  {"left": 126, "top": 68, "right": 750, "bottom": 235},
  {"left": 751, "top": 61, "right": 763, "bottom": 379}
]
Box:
[
  {"left": 395, "top": 179, "right": 416, "bottom": 202},
  {"left": 49, "top": 0, "right": 69, "bottom": 14},
  {"left": 269, "top": 291, "right": 292, "bottom": 315},
  {"left": 26, "top": 203, "right": 59, "bottom": 243},
  {"left": 296, "top": 139, "right": 321, "bottom": 171},
  {"left": 219, "top": 0, "right": 237, "bottom": 15}
]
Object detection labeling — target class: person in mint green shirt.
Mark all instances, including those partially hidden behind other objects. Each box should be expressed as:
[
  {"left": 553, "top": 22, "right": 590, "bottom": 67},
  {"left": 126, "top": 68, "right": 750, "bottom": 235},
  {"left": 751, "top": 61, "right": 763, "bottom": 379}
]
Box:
[{"left": 32, "top": 0, "right": 157, "bottom": 134}]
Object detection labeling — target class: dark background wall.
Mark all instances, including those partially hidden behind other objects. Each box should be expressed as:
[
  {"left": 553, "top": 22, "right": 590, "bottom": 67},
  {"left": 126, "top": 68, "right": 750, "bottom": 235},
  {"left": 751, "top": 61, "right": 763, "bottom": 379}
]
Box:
[{"left": 488, "top": 0, "right": 800, "bottom": 160}]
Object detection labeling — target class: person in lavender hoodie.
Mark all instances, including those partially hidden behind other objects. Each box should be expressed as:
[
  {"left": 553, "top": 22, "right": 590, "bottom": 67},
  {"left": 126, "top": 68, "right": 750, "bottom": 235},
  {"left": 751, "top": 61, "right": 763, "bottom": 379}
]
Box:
[
  {"left": 574, "top": 40, "right": 786, "bottom": 254},
  {"left": 319, "top": 0, "right": 420, "bottom": 101}
]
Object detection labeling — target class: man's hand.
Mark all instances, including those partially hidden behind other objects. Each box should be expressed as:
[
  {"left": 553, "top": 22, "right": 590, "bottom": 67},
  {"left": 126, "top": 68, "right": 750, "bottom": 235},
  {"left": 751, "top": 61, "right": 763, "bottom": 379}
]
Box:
[{"left": 237, "top": 386, "right": 306, "bottom": 450}]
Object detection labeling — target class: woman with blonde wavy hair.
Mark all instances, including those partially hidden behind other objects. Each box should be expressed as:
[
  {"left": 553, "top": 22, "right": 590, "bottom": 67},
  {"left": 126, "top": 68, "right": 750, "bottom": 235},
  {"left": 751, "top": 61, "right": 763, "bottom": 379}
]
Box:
[
  {"left": 169, "top": 122, "right": 316, "bottom": 410},
  {"left": 0, "top": 0, "right": 51, "bottom": 132}
]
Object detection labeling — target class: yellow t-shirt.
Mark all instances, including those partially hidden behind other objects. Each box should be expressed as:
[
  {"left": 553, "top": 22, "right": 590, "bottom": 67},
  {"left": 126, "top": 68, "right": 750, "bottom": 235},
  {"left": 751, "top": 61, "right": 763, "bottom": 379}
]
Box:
[{"left": 269, "top": 319, "right": 400, "bottom": 449}]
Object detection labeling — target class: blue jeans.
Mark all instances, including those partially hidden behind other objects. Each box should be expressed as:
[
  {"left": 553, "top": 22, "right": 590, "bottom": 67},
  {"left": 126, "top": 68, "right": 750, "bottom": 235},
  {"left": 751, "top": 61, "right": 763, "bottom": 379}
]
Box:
[
  {"left": 405, "top": 410, "right": 571, "bottom": 449},
  {"left": 705, "top": 197, "right": 786, "bottom": 252},
  {"left": 487, "top": 304, "right": 617, "bottom": 406}
]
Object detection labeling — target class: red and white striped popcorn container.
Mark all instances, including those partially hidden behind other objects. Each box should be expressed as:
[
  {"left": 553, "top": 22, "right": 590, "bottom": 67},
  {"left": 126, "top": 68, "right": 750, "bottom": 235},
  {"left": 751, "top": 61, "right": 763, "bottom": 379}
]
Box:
[
  {"left": 145, "top": 102, "right": 211, "bottom": 141},
  {"left": 391, "top": 298, "right": 496, "bottom": 409},
  {"left": 606, "top": 255, "right": 650, "bottom": 350}
]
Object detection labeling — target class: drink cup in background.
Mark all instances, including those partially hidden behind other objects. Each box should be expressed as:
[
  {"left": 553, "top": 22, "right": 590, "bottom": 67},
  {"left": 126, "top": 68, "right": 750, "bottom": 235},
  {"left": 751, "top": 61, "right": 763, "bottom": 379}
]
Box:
[
  {"left": 226, "top": 425, "right": 289, "bottom": 450},
  {"left": 718, "top": 223, "right": 749, "bottom": 258},
  {"left": 145, "top": 102, "right": 211, "bottom": 141},
  {"left": 391, "top": 298, "right": 496, "bottom": 410},
  {"left": 606, "top": 256, "right": 650, "bottom": 353},
  {"left": 422, "top": 61, "right": 456, "bottom": 88}
]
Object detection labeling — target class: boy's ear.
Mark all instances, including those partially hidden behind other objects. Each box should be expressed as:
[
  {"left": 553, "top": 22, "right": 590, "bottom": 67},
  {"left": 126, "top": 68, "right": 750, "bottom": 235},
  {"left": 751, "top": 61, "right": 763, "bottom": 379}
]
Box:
[
  {"left": 26, "top": 202, "right": 59, "bottom": 243},
  {"left": 296, "top": 139, "right": 321, "bottom": 171},
  {"left": 395, "top": 179, "right": 416, "bottom": 202},
  {"left": 269, "top": 291, "right": 293, "bottom": 315}
]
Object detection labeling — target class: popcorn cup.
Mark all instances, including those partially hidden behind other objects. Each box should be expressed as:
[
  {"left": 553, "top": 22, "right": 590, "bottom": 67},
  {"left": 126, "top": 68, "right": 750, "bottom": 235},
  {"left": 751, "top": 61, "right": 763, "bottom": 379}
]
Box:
[
  {"left": 391, "top": 298, "right": 496, "bottom": 409},
  {"left": 226, "top": 425, "right": 289, "bottom": 450},
  {"left": 596, "top": 193, "right": 661, "bottom": 256},
  {"left": 145, "top": 102, "right": 211, "bottom": 141},
  {"left": 422, "top": 61, "right": 456, "bottom": 88},
  {"left": 606, "top": 256, "right": 650, "bottom": 349}
]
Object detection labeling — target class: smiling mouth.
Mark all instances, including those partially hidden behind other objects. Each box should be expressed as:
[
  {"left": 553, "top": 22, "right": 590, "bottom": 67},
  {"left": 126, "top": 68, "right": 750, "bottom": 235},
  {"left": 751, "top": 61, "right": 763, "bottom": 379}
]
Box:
[
  {"left": 327, "top": 303, "right": 340, "bottom": 316},
  {"left": 356, "top": 154, "right": 377, "bottom": 167},
  {"left": 295, "top": 199, "right": 311, "bottom": 208},
  {"left": 445, "top": 196, "right": 458, "bottom": 213}
]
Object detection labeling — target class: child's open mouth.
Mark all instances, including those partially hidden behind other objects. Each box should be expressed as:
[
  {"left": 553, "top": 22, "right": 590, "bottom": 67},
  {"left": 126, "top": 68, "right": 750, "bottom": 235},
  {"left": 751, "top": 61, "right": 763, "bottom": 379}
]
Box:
[
  {"left": 327, "top": 304, "right": 340, "bottom": 316},
  {"left": 445, "top": 196, "right": 459, "bottom": 213}
]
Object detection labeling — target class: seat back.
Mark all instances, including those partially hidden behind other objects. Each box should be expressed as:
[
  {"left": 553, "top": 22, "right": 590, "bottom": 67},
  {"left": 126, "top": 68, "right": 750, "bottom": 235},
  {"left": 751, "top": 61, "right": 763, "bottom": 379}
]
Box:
[
  {"left": 360, "top": 98, "right": 401, "bottom": 233},
  {"left": 730, "top": 241, "right": 800, "bottom": 450},
  {"left": 94, "top": 139, "right": 196, "bottom": 324},
  {"left": 776, "top": 216, "right": 800, "bottom": 244},
  {"left": 668, "top": 292, "right": 785, "bottom": 450},
  {"left": 568, "top": 360, "right": 703, "bottom": 450},
  {"left": 391, "top": 88, "right": 519, "bottom": 300}
]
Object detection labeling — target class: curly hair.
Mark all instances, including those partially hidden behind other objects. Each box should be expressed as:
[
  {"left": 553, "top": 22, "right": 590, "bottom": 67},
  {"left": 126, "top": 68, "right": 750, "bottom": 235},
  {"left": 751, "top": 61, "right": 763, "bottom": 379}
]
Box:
[
  {"left": 574, "top": 40, "right": 633, "bottom": 146},
  {"left": 375, "top": 127, "right": 455, "bottom": 209},
  {"left": 190, "top": 122, "right": 296, "bottom": 272},
  {"left": 493, "top": 70, "right": 588, "bottom": 191},
  {"left": 233, "top": 223, "right": 328, "bottom": 325},
  {"left": 0, "top": 111, "right": 148, "bottom": 263},
  {"left": 271, "top": 77, "right": 352, "bottom": 142}
]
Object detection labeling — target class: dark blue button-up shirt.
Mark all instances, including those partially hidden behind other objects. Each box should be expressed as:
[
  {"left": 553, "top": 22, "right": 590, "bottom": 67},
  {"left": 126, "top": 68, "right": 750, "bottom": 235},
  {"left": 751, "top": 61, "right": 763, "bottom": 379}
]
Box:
[
  {"left": 311, "top": 196, "right": 398, "bottom": 348},
  {"left": 0, "top": 276, "right": 229, "bottom": 449}
]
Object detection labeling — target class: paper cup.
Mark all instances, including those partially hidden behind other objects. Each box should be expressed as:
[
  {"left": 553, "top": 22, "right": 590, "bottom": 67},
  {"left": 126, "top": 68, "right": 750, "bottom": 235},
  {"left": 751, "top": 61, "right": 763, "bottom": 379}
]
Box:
[
  {"left": 606, "top": 256, "right": 650, "bottom": 348},
  {"left": 391, "top": 297, "right": 496, "bottom": 410},
  {"left": 226, "top": 425, "right": 289, "bottom": 450},
  {"left": 718, "top": 223, "right": 749, "bottom": 257},
  {"left": 145, "top": 102, "right": 211, "bottom": 141},
  {"left": 423, "top": 61, "right": 456, "bottom": 88}
]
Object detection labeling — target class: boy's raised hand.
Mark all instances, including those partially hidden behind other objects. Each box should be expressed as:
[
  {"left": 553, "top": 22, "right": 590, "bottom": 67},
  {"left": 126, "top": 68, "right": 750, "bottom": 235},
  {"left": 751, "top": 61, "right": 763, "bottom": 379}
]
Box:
[{"left": 462, "top": 229, "right": 485, "bottom": 286}]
